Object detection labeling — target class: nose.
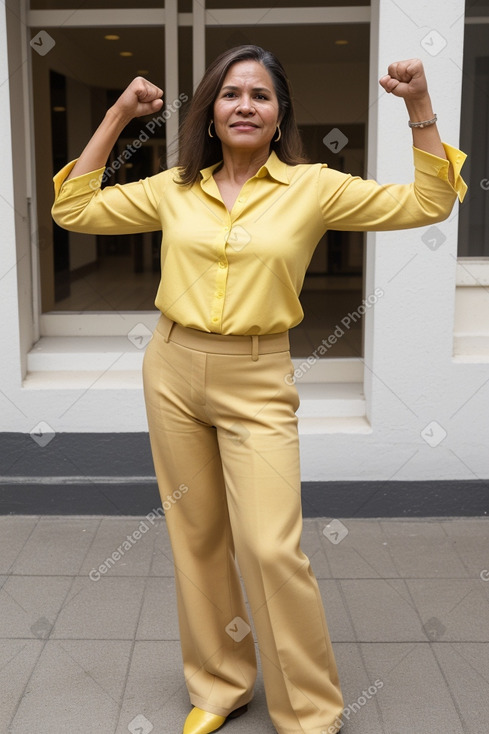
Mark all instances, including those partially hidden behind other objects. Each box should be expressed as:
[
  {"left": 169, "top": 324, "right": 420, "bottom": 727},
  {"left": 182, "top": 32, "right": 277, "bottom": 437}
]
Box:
[{"left": 236, "top": 95, "right": 254, "bottom": 114}]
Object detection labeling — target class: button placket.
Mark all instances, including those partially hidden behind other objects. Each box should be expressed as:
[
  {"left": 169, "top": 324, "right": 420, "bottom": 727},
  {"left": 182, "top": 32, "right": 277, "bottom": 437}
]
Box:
[
  {"left": 208, "top": 178, "right": 254, "bottom": 330},
  {"left": 210, "top": 218, "right": 231, "bottom": 329}
]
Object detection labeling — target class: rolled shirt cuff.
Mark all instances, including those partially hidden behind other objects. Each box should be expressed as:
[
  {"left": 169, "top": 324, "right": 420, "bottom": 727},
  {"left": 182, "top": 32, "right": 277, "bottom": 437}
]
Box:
[
  {"left": 413, "top": 143, "right": 468, "bottom": 202},
  {"left": 53, "top": 158, "right": 105, "bottom": 199}
]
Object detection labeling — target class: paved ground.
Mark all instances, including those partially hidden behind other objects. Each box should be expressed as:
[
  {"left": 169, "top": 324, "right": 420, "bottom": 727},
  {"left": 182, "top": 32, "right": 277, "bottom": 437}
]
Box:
[{"left": 1, "top": 515, "right": 488, "bottom": 734}]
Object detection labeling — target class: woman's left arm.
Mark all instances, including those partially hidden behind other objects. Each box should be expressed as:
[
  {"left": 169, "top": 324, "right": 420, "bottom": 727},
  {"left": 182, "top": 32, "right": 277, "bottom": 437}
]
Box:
[
  {"left": 317, "top": 58, "right": 466, "bottom": 232},
  {"left": 379, "top": 58, "right": 453, "bottom": 183}
]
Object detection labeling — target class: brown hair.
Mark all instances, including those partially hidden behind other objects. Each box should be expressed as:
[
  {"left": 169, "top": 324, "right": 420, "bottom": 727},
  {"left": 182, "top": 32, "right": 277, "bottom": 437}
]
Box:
[{"left": 176, "top": 45, "right": 306, "bottom": 185}]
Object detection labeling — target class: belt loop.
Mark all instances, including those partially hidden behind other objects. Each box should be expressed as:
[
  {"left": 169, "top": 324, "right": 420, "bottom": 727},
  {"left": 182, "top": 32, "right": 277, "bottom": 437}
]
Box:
[
  {"left": 160, "top": 314, "right": 176, "bottom": 343},
  {"left": 165, "top": 321, "right": 175, "bottom": 343},
  {"left": 251, "top": 335, "right": 259, "bottom": 361}
]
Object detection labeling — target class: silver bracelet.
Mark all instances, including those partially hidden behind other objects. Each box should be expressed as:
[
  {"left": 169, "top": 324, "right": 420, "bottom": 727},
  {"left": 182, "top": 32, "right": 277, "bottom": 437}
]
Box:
[{"left": 408, "top": 114, "right": 438, "bottom": 129}]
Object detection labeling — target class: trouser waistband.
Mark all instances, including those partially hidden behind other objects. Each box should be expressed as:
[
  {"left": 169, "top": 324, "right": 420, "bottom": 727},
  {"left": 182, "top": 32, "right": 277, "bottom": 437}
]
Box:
[{"left": 155, "top": 313, "right": 290, "bottom": 361}]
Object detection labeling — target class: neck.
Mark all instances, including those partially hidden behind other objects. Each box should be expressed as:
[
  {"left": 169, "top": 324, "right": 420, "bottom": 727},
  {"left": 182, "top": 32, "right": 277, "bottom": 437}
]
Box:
[{"left": 216, "top": 145, "right": 271, "bottom": 183}]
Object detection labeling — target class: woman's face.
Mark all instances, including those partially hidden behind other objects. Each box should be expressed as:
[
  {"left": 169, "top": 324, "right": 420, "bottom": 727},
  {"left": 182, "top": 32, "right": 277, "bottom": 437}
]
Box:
[{"left": 213, "top": 60, "right": 281, "bottom": 154}]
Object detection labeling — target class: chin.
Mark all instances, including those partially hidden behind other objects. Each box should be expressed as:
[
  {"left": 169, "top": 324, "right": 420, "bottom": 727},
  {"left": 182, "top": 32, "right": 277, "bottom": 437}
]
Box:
[{"left": 225, "top": 139, "right": 264, "bottom": 149}]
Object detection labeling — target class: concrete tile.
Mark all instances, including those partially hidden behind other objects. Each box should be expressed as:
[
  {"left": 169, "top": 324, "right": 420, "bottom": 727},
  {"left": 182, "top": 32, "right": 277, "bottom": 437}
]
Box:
[
  {"left": 9, "top": 640, "right": 131, "bottom": 734},
  {"left": 0, "top": 517, "right": 39, "bottom": 574},
  {"left": 439, "top": 518, "right": 489, "bottom": 577},
  {"left": 321, "top": 519, "right": 399, "bottom": 579},
  {"left": 340, "top": 579, "right": 422, "bottom": 642},
  {"left": 10, "top": 517, "right": 98, "bottom": 575},
  {"left": 301, "top": 519, "right": 332, "bottom": 579},
  {"left": 52, "top": 576, "right": 145, "bottom": 639},
  {"left": 115, "top": 640, "right": 188, "bottom": 734},
  {"left": 318, "top": 579, "right": 356, "bottom": 642},
  {"left": 0, "top": 576, "right": 72, "bottom": 639},
  {"left": 439, "top": 519, "right": 489, "bottom": 535},
  {"left": 136, "top": 577, "right": 179, "bottom": 641},
  {"left": 380, "top": 519, "right": 469, "bottom": 578},
  {"left": 407, "top": 578, "right": 489, "bottom": 641},
  {"left": 0, "top": 639, "right": 44, "bottom": 731},
  {"left": 149, "top": 521, "right": 176, "bottom": 576},
  {"left": 359, "top": 642, "right": 465, "bottom": 734},
  {"left": 79, "top": 517, "right": 157, "bottom": 578},
  {"left": 1, "top": 516, "right": 488, "bottom": 734},
  {"left": 330, "top": 643, "right": 386, "bottom": 733},
  {"left": 432, "top": 642, "right": 489, "bottom": 733}
]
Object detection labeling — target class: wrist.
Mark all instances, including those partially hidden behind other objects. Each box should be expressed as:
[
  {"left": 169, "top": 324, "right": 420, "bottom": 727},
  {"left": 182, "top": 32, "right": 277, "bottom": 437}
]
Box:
[
  {"left": 105, "top": 105, "right": 132, "bottom": 130},
  {"left": 404, "top": 93, "right": 434, "bottom": 122}
]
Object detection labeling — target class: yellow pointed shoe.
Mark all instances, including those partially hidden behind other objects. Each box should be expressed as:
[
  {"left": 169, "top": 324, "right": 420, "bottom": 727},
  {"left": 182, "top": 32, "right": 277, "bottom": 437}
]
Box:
[{"left": 182, "top": 704, "right": 248, "bottom": 734}]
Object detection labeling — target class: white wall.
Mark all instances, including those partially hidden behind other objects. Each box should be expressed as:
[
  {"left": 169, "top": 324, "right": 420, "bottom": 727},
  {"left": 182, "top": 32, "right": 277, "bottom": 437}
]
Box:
[
  {"left": 0, "top": 7, "right": 149, "bottom": 435},
  {"left": 300, "top": 0, "right": 489, "bottom": 481},
  {"left": 1, "top": 0, "right": 488, "bottom": 482},
  {"left": 0, "top": 4, "right": 26, "bottom": 393},
  {"left": 4, "top": 1, "right": 34, "bottom": 378}
]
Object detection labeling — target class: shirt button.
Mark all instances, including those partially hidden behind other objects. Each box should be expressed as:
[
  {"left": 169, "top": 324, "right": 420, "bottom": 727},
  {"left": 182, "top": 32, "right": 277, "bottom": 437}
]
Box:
[
  {"left": 216, "top": 291, "right": 224, "bottom": 298},
  {"left": 219, "top": 261, "right": 227, "bottom": 268},
  {"left": 212, "top": 317, "right": 219, "bottom": 323}
]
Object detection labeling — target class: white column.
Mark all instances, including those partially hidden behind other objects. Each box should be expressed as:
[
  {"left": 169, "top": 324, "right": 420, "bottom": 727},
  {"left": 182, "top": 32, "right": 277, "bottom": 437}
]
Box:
[
  {"left": 165, "top": 0, "right": 179, "bottom": 167},
  {"left": 361, "top": 0, "right": 467, "bottom": 476},
  {"left": 193, "top": 0, "right": 206, "bottom": 91},
  {"left": 0, "top": 4, "right": 25, "bottom": 399}
]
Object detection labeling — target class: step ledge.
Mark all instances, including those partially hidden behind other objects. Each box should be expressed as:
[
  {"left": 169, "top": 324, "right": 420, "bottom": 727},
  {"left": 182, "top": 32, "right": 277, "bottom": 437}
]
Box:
[
  {"left": 27, "top": 337, "right": 364, "bottom": 381},
  {"left": 453, "top": 334, "right": 489, "bottom": 362},
  {"left": 299, "top": 416, "right": 371, "bottom": 434},
  {"left": 23, "top": 372, "right": 367, "bottom": 422}
]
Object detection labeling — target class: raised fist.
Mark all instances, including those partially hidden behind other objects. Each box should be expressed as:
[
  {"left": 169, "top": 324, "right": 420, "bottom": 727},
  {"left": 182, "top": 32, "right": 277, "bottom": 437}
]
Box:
[
  {"left": 112, "top": 76, "right": 164, "bottom": 120},
  {"left": 379, "top": 59, "right": 429, "bottom": 101}
]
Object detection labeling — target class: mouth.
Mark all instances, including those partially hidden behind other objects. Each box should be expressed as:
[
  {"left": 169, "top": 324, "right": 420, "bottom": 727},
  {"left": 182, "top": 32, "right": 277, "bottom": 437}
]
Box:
[{"left": 230, "top": 122, "right": 259, "bottom": 129}]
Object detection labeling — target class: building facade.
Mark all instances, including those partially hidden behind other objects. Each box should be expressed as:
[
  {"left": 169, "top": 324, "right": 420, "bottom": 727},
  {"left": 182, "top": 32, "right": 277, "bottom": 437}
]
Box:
[{"left": 1, "top": 0, "right": 488, "bottom": 512}]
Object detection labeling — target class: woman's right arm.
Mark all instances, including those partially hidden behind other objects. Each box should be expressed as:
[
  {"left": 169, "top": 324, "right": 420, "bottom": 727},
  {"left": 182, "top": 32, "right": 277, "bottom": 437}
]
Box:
[
  {"left": 52, "top": 77, "right": 167, "bottom": 234},
  {"left": 66, "top": 77, "right": 163, "bottom": 180}
]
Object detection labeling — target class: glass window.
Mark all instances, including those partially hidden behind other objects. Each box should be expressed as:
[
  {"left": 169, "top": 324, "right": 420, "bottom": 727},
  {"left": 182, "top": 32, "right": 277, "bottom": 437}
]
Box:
[
  {"left": 31, "top": 25, "right": 169, "bottom": 312},
  {"left": 31, "top": 0, "right": 165, "bottom": 8},
  {"left": 207, "top": 0, "right": 369, "bottom": 6},
  {"left": 465, "top": 0, "right": 489, "bottom": 17},
  {"left": 206, "top": 22, "right": 369, "bottom": 357},
  {"left": 458, "top": 17, "right": 489, "bottom": 256},
  {"left": 28, "top": 3, "right": 370, "bottom": 359},
  {"left": 31, "top": 0, "right": 369, "bottom": 6}
]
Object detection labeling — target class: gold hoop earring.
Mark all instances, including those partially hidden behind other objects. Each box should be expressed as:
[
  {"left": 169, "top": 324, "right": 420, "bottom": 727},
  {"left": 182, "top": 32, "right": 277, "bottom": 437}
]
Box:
[
  {"left": 274, "top": 125, "right": 281, "bottom": 142},
  {"left": 208, "top": 120, "right": 214, "bottom": 138}
]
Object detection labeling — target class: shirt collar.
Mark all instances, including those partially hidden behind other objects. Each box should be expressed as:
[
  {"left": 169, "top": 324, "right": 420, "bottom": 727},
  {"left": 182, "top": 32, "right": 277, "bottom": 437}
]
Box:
[{"left": 199, "top": 150, "right": 290, "bottom": 185}]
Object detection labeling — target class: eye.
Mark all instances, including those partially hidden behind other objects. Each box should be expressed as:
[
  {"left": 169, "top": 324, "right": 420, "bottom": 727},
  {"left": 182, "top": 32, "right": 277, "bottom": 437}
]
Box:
[
  {"left": 223, "top": 92, "right": 236, "bottom": 98},
  {"left": 255, "top": 94, "right": 268, "bottom": 100}
]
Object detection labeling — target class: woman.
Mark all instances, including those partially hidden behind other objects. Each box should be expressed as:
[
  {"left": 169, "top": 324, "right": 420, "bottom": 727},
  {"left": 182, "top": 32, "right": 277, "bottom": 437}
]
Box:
[{"left": 52, "top": 45, "right": 466, "bottom": 734}]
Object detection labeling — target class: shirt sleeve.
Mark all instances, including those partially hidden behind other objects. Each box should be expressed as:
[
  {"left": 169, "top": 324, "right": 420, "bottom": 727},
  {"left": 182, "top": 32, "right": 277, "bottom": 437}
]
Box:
[
  {"left": 51, "top": 158, "right": 166, "bottom": 234},
  {"left": 318, "top": 143, "right": 467, "bottom": 232}
]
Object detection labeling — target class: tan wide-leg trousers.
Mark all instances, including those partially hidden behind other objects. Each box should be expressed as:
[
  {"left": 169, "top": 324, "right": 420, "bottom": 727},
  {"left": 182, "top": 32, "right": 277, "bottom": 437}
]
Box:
[{"left": 142, "top": 314, "right": 344, "bottom": 734}]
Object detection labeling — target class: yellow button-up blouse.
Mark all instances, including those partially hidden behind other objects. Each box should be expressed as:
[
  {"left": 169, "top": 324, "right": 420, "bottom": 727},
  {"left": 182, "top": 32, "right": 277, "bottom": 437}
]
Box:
[{"left": 52, "top": 145, "right": 466, "bottom": 335}]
